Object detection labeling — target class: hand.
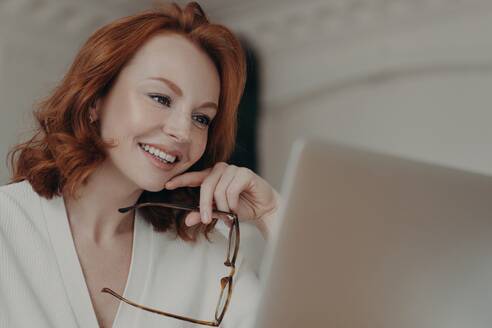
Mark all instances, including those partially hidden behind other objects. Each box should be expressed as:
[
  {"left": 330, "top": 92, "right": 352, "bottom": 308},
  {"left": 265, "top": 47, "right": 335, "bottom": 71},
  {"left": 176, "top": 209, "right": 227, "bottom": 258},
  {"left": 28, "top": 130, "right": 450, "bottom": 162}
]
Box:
[{"left": 164, "top": 162, "right": 280, "bottom": 232}]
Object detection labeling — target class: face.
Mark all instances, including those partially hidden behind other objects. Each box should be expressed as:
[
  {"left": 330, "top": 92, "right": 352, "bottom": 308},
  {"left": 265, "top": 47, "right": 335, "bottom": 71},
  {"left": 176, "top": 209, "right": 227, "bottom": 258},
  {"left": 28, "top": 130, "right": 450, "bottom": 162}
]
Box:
[{"left": 93, "top": 33, "right": 220, "bottom": 192}]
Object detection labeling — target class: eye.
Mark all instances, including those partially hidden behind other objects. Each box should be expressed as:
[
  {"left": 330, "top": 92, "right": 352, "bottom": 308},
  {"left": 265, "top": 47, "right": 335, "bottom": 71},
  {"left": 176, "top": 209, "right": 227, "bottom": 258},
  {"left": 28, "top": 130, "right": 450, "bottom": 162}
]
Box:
[
  {"left": 148, "top": 94, "right": 172, "bottom": 107},
  {"left": 193, "top": 114, "right": 212, "bottom": 128}
]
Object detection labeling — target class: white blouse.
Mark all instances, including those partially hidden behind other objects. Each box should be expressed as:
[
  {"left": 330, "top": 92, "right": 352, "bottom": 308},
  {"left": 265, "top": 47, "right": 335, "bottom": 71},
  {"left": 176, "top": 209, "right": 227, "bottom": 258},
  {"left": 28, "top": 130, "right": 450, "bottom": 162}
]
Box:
[{"left": 0, "top": 180, "right": 260, "bottom": 328}]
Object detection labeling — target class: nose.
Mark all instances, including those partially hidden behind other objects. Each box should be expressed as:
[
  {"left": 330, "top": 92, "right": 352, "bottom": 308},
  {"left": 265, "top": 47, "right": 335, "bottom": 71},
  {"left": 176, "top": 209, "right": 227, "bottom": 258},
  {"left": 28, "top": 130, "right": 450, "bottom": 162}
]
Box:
[{"left": 162, "top": 108, "right": 192, "bottom": 144}]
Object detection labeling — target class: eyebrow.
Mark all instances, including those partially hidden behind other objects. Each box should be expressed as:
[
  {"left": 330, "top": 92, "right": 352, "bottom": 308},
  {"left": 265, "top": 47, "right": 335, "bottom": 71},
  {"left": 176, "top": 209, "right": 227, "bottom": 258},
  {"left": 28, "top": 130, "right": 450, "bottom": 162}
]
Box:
[{"left": 148, "top": 77, "right": 218, "bottom": 111}]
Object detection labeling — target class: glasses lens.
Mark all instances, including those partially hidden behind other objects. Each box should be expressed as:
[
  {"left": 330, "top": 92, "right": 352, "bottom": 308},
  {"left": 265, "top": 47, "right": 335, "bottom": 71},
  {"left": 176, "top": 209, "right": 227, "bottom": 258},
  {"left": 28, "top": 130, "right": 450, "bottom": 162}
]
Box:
[
  {"left": 216, "top": 277, "right": 231, "bottom": 320},
  {"left": 226, "top": 221, "right": 238, "bottom": 263}
]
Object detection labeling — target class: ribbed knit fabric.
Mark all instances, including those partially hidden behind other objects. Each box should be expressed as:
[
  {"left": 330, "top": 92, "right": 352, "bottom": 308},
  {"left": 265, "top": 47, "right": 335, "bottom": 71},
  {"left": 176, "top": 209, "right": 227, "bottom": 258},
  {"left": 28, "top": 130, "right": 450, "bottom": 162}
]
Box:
[{"left": 0, "top": 180, "right": 259, "bottom": 328}]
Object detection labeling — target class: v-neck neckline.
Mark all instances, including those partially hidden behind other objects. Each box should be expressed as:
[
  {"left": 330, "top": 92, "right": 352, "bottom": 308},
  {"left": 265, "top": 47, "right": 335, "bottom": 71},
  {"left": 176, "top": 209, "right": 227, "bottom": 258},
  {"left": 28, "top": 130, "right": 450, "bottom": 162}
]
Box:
[{"left": 41, "top": 194, "right": 153, "bottom": 328}]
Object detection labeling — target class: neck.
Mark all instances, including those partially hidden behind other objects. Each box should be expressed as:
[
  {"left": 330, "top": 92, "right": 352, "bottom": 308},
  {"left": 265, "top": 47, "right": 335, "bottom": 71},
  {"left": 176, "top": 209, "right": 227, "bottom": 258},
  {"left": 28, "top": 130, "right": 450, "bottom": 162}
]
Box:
[{"left": 63, "top": 160, "right": 143, "bottom": 245}]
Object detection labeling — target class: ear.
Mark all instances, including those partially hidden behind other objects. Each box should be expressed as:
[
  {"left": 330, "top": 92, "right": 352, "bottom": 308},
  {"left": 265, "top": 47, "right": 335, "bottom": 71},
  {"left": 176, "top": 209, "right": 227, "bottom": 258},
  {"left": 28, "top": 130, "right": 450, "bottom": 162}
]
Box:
[{"left": 89, "top": 99, "right": 101, "bottom": 121}]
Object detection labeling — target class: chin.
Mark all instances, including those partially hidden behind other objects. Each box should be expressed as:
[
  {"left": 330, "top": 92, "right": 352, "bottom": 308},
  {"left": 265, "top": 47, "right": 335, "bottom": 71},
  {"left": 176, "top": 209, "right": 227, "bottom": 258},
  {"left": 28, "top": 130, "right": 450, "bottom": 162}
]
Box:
[
  {"left": 143, "top": 185, "right": 165, "bottom": 193},
  {"left": 139, "top": 180, "right": 167, "bottom": 193},
  {"left": 128, "top": 174, "right": 165, "bottom": 193}
]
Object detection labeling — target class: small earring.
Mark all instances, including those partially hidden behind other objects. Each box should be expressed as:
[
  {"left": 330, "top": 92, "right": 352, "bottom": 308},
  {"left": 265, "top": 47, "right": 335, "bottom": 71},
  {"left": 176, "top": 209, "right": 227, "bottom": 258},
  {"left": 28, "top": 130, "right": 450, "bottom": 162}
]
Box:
[{"left": 89, "top": 114, "right": 95, "bottom": 124}]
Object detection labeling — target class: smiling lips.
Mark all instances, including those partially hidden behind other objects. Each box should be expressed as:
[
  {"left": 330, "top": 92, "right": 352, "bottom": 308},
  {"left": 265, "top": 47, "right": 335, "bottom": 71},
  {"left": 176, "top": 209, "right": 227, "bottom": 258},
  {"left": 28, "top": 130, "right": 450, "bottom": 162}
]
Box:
[{"left": 138, "top": 142, "right": 181, "bottom": 164}]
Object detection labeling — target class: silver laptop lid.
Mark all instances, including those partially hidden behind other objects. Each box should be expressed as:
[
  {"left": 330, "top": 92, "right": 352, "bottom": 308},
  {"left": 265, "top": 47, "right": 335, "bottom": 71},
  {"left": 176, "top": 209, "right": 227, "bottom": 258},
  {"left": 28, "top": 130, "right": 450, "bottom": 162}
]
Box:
[{"left": 255, "top": 138, "right": 492, "bottom": 328}]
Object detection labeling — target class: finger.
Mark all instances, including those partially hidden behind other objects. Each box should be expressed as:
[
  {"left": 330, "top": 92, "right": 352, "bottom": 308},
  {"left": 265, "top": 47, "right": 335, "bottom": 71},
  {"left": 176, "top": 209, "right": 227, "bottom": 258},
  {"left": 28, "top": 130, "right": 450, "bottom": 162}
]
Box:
[
  {"left": 188, "top": 213, "right": 231, "bottom": 228},
  {"left": 165, "top": 168, "right": 212, "bottom": 189},
  {"left": 226, "top": 167, "right": 255, "bottom": 212},
  {"left": 184, "top": 211, "right": 201, "bottom": 227},
  {"left": 213, "top": 165, "right": 238, "bottom": 215},
  {"left": 200, "top": 162, "right": 228, "bottom": 224}
]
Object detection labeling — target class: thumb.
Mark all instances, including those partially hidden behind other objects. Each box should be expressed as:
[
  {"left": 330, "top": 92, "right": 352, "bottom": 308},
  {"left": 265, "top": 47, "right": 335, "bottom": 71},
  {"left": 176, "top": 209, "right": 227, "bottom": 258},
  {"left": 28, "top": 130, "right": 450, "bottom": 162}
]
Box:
[
  {"left": 165, "top": 169, "right": 211, "bottom": 190},
  {"left": 183, "top": 211, "right": 202, "bottom": 226}
]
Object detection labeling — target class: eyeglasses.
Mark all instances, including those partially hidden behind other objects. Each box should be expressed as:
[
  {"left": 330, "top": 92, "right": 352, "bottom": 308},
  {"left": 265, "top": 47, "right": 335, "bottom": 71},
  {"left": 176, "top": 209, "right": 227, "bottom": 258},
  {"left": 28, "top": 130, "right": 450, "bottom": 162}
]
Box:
[{"left": 101, "top": 201, "right": 240, "bottom": 327}]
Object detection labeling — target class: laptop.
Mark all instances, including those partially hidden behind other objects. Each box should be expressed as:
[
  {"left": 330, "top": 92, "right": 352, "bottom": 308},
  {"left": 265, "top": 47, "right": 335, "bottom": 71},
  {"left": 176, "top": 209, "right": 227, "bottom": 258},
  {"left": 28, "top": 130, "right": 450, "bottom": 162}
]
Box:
[{"left": 253, "top": 138, "right": 492, "bottom": 328}]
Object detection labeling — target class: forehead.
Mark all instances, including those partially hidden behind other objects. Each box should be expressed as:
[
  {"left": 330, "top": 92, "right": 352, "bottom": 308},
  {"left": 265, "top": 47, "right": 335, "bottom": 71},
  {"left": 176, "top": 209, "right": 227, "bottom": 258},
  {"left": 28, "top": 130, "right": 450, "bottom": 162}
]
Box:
[{"left": 123, "top": 32, "right": 220, "bottom": 100}]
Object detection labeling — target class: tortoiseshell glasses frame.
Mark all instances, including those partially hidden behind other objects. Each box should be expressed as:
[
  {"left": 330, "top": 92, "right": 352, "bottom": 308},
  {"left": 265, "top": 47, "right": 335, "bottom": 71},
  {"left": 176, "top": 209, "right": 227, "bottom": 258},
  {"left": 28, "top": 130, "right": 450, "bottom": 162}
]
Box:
[{"left": 101, "top": 201, "right": 240, "bottom": 327}]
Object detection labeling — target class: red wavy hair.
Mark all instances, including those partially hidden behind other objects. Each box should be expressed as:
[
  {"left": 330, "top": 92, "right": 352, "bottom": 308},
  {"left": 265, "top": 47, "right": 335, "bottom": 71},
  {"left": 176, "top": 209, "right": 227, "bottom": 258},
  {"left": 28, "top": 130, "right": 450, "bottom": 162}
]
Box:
[{"left": 7, "top": 2, "right": 246, "bottom": 242}]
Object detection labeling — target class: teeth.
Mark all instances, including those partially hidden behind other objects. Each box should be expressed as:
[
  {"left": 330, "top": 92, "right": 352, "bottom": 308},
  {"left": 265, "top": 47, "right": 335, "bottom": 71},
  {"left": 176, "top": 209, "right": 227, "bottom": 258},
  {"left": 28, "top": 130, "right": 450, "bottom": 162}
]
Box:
[
  {"left": 140, "top": 143, "right": 177, "bottom": 163},
  {"left": 164, "top": 153, "right": 174, "bottom": 162}
]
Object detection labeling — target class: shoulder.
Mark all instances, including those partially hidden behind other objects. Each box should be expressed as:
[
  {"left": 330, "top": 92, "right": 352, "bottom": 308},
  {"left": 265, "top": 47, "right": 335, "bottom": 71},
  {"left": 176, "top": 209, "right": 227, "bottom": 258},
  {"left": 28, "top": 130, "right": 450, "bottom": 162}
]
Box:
[
  {"left": 0, "top": 180, "right": 46, "bottom": 236},
  {"left": 0, "top": 180, "right": 39, "bottom": 214},
  {"left": 0, "top": 179, "right": 39, "bottom": 198}
]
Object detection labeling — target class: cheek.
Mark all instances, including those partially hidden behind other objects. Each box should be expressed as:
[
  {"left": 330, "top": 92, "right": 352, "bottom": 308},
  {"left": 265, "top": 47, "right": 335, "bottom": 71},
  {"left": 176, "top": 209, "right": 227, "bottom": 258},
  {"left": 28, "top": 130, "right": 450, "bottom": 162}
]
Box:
[
  {"left": 190, "top": 131, "right": 208, "bottom": 159},
  {"left": 100, "top": 98, "right": 154, "bottom": 142},
  {"left": 101, "top": 118, "right": 143, "bottom": 146}
]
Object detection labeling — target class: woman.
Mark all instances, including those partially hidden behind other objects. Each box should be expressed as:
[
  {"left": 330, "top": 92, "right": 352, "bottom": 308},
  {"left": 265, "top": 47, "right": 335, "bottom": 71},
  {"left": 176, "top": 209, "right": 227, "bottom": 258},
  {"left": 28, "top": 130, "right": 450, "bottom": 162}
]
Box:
[{"left": 0, "top": 2, "right": 280, "bottom": 328}]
